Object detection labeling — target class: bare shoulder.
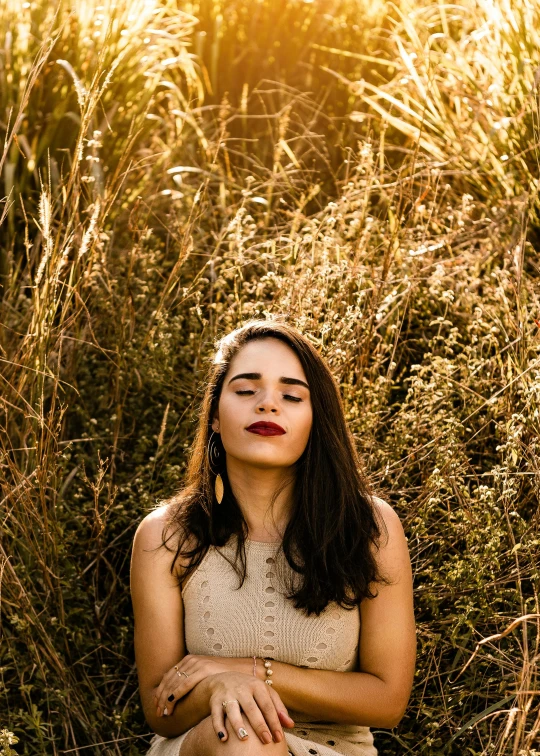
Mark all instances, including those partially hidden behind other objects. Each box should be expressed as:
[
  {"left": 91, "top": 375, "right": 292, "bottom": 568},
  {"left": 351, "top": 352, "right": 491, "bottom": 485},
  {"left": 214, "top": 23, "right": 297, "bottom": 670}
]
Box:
[
  {"left": 133, "top": 503, "right": 176, "bottom": 554},
  {"left": 133, "top": 502, "right": 195, "bottom": 580},
  {"left": 371, "top": 495, "right": 404, "bottom": 535},
  {"left": 371, "top": 494, "right": 397, "bottom": 516},
  {"left": 370, "top": 495, "right": 410, "bottom": 578}
]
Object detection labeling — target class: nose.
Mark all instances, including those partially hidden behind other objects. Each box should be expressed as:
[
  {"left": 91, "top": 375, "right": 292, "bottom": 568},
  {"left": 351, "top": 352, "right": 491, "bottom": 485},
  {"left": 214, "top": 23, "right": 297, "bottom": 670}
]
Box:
[{"left": 256, "top": 393, "right": 279, "bottom": 413}]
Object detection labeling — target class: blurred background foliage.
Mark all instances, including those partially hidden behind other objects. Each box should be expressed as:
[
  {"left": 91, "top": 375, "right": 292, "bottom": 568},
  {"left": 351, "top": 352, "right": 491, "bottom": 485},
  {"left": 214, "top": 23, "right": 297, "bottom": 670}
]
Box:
[{"left": 1, "top": 0, "right": 540, "bottom": 753}]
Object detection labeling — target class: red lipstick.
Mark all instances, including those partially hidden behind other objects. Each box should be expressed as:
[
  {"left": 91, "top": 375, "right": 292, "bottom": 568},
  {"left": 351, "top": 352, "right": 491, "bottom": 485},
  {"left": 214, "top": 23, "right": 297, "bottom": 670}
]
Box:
[{"left": 246, "top": 421, "right": 286, "bottom": 436}]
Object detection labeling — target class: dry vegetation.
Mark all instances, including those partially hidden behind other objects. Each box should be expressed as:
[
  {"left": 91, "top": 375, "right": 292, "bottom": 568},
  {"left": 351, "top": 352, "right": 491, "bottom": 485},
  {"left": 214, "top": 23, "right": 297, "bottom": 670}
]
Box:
[{"left": 1, "top": 0, "right": 540, "bottom": 753}]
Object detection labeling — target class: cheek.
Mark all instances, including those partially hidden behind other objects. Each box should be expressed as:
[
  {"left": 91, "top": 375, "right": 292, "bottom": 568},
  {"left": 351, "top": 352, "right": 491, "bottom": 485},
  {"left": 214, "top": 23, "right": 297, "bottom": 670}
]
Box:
[
  {"left": 220, "top": 400, "right": 240, "bottom": 427},
  {"left": 298, "top": 411, "right": 313, "bottom": 443},
  {"left": 219, "top": 409, "right": 248, "bottom": 445}
]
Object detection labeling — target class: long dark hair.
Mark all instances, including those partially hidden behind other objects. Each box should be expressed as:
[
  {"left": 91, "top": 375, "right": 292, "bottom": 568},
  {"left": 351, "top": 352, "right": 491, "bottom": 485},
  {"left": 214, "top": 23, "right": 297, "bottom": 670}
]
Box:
[{"left": 157, "top": 316, "right": 389, "bottom": 616}]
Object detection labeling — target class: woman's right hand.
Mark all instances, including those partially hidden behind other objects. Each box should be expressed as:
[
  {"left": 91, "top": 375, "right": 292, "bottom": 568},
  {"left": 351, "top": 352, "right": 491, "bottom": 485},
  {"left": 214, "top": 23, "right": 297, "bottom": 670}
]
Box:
[{"left": 207, "top": 671, "right": 295, "bottom": 744}]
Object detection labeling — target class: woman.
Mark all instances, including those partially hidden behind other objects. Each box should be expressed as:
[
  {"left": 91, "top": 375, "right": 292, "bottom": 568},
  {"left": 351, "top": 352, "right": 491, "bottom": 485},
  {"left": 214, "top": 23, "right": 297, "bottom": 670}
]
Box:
[{"left": 130, "top": 318, "right": 416, "bottom": 756}]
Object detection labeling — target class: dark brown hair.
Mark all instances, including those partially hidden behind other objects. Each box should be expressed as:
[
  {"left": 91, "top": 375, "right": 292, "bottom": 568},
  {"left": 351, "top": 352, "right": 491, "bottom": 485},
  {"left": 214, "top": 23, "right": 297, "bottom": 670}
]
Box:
[{"left": 158, "top": 316, "right": 389, "bottom": 616}]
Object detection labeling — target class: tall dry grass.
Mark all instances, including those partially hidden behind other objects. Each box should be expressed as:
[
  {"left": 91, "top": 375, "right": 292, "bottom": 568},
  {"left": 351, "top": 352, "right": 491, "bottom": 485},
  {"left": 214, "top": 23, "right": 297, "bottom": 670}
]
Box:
[{"left": 1, "top": 0, "right": 540, "bottom": 754}]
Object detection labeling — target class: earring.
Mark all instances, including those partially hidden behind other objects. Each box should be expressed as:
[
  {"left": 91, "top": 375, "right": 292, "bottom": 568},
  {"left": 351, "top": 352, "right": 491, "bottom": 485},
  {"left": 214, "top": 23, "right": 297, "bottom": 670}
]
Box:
[
  {"left": 215, "top": 473, "right": 224, "bottom": 505},
  {"left": 208, "top": 430, "right": 224, "bottom": 505}
]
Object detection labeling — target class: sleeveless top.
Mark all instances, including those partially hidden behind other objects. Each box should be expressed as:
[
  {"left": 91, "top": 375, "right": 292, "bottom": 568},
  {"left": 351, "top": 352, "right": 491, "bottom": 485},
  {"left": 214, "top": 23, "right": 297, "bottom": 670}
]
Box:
[{"left": 181, "top": 535, "right": 377, "bottom": 756}]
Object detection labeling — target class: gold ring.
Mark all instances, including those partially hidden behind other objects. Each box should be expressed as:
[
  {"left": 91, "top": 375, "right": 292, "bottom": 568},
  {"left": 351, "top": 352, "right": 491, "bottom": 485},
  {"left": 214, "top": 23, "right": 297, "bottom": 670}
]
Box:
[{"left": 222, "top": 699, "right": 239, "bottom": 710}]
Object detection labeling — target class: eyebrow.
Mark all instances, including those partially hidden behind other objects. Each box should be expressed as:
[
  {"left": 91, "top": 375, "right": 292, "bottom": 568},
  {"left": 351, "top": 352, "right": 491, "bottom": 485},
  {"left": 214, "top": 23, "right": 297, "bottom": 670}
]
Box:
[{"left": 227, "top": 372, "right": 310, "bottom": 391}]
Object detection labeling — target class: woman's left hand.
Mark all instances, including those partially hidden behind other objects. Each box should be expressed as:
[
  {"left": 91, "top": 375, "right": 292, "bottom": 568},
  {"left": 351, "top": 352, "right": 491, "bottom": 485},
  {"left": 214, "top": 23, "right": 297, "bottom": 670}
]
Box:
[{"left": 153, "top": 655, "right": 249, "bottom": 717}]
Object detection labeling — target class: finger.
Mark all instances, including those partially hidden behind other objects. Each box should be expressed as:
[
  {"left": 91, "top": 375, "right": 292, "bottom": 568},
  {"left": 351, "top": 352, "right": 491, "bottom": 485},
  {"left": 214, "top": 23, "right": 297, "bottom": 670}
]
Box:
[
  {"left": 268, "top": 687, "right": 295, "bottom": 728},
  {"left": 223, "top": 700, "right": 248, "bottom": 741},
  {"left": 278, "top": 709, "right": 295, "bottom": 726},
  {"left": 168, "top": 668, "right": 205, "bottom": 711},
  {"left": 155, "top": 669, "right": 179, "bottom": 716},
  {"left": 153, "top": 677, "right": 169, "bottom": 716},
  {"left": 253, "top": 687, "right": 285, "bottom": 742},
  {"left": 154, "top": 659, "right": 189, "bottom": 714},
  {"left": 238, "top": 694, "right": 274, "bottom": 744},
  {"left": 158, "top": 669, "right": 200, "bottom": 715},
  {"left": 157, "top": 655, "right": 213, "bottom": 716},
  {"left": 154, "top": 672, "right": 170, "bottom": 704},
  {"left": 158, "top": 668, "right": 201, "bottom": 716},
  {"left": 210, "top": 693, "right": 229, "bottom": 743}
]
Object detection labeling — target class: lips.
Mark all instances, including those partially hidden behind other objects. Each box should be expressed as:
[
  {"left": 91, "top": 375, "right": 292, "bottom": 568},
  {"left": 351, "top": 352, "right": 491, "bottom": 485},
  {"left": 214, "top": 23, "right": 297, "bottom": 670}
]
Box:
[{"left": 246, "top": 421, "right": 286, "bottom": 436}]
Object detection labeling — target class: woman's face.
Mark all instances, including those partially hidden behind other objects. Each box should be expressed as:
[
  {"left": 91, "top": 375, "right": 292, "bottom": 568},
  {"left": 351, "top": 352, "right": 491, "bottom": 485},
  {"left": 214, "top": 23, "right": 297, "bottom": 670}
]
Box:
[{"left": 212, "top": 337, "right": 313, "bottom": 470}]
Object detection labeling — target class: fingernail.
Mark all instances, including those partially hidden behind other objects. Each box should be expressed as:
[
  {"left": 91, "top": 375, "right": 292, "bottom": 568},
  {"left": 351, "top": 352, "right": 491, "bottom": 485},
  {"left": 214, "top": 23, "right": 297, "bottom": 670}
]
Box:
[
  {"left": 163, "top": 707, "right": 168, "bottom": 716},
  {"left": 218, "top": 731, "right": 225, "bottom": 740},
  {"left": 167, "top": 694, "right": 174, "bottom": 702},
  {"left": 238, "top": 727, "right": 248, "bottom": 739},
  {"left": 274, "top": 731, "right": 283, "bottom": 742},
  {"left": 262, "top": 732, "right": 272, "bottom": 744}
]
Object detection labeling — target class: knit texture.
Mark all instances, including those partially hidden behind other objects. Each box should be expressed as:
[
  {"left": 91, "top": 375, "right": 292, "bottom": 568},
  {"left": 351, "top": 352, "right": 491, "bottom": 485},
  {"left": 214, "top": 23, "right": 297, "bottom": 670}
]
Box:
[{"left": 145, "top": 536, "right": 378, "bottom": 756}]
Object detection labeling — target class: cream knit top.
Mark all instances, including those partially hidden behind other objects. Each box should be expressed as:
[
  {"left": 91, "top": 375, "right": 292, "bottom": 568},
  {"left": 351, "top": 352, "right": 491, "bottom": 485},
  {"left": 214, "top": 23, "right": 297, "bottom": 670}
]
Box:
[{"left": 181, "top": 535, "right": 377, "bottom": 756}]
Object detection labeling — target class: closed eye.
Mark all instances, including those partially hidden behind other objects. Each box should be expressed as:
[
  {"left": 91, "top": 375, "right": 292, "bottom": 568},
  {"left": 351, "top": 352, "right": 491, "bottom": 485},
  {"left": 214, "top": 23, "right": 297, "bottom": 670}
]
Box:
[{"left": 235, "top": 390, "right": 302, "bottom": 403}]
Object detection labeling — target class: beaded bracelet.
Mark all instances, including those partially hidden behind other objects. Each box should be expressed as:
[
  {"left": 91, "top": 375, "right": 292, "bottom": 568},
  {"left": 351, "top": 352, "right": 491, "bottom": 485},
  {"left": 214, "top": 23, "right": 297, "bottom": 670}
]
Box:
[
  {"left": 252, "top": 656, "right": 273, "bottom": 684},
  {"left": 263, "top": 658, "right": 273, "bottom": 686}
]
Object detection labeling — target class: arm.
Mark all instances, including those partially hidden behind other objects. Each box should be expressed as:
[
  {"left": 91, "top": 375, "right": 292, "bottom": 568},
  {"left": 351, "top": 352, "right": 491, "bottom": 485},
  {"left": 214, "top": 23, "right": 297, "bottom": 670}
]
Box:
[
  {"left": 260, "top": 498, "right": 416, "bottom": 728},
  {"left": 130, "top": 506, "right": 214, "bottom": 738},
  {"left": 133, "top": 499, "right": 415, "bottom": 734}
]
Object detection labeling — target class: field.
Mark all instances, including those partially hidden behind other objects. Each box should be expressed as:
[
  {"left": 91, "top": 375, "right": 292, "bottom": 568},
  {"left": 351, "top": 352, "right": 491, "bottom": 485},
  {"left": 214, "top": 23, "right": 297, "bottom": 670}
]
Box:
[{"left": 1, "top": 0, "right": 540, "bottom": 753}]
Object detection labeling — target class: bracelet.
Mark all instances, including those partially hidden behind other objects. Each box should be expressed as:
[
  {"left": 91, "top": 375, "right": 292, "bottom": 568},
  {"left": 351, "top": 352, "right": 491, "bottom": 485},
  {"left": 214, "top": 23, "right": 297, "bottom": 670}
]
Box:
[
  {"left": 252, "top": 655, "right": 257, "bottom": 677},
  {"left": 264, "top": 658, "right": 273, "bottom": 686}
]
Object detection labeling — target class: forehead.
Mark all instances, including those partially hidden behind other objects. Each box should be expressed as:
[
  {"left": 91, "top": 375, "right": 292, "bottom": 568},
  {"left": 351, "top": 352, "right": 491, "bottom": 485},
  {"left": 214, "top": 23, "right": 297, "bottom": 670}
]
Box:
[
  {"left": 231, "top": 337, "right": 302, "bottom": 369},
  {"left": 229, "top": 338, "right": 305, "bottom": 374}
]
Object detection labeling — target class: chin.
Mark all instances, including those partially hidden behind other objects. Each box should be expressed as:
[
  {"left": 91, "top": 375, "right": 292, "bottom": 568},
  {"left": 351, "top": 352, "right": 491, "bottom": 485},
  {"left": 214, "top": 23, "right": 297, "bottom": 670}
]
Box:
[{"left": 243, "top": 456, "right": 290, "bottom": 469}]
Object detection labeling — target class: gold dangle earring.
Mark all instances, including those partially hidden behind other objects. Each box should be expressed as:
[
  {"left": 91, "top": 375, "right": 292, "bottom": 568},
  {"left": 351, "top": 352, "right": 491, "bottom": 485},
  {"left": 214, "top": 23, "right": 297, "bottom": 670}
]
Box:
[
  {"left": 209, "top": 429, "right": 224, "bottom": 504},
  {"left": 215, "top": 472, "right": 224, "bottom": 505}
]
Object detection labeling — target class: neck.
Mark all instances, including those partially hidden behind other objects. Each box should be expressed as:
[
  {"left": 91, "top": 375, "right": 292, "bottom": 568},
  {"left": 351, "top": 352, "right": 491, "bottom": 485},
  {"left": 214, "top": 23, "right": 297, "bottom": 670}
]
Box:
[{"left": 224, "top": 456, "right": 294, "bottom": 541}]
